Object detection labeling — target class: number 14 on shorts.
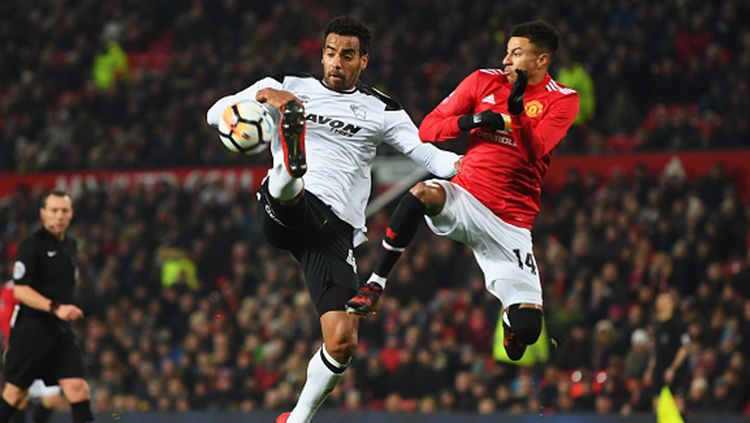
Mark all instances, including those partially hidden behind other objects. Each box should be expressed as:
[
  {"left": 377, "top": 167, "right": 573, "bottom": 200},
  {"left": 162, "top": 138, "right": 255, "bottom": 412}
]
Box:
[{"left": 512, "top": 249, "right": 537, "bottom": 275}]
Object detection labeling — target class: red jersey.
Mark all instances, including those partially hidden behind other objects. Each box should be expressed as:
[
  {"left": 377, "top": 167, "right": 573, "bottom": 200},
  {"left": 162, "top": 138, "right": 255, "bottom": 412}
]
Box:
[
  {"left": 0, "top": 281, "right": 18, "bottom": 340},
  {"left": 419, "top": 69, "right": 579, "bottom": 229}
]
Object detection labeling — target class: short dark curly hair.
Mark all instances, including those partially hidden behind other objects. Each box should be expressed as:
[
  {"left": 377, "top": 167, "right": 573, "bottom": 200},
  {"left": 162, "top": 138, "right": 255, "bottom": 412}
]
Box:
[
  {"left": 511, "top": 20, "right": 559, "bottom": 54},
  {"left": 324, "top": 16, "right": 373, "bottom": 55}
]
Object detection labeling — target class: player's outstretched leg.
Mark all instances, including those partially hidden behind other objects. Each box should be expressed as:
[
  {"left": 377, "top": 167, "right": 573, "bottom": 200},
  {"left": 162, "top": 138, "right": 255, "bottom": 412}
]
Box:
[
  {"left": 347, "top": 182, "right": 443, "bottom": 316},
  {"left": 502, "top": 304, "right": 544, "bottom": 360},
  {"left": 346, "top": 190, "right": 426, "bottom": 315},
  {"left": 279, "top": 100, "right": 307, "bottom": 178},
  {"left": 345, "top": 281, "right": 383, "bottom": 316},
  {"left": 266, "top": 100, "right": 306, "bottom": 210}
]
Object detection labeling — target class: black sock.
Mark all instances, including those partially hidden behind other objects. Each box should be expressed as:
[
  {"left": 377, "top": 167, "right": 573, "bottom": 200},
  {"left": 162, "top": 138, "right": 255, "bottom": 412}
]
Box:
[
  {"left": 373, "top": 192, "right": 426, "bottom": 277},
  {"left": 0, "top": 398, "right": 18, "bottom": 423},
  {"left": 508, "top": 305, "right": 544, "bottom": 345},
  {"left": 32, "top": 404, "right": 53, "bottom": 423},
  {"left": 70, "top": 400, "right": 93, "bottom": 423},
  {"left": 8, "top": 409, "right": 23, "bottom": 423}
]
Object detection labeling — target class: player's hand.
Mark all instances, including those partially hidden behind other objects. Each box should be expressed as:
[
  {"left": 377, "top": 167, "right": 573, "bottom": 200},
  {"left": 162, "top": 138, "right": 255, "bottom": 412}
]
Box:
[
  {"left": 457, "top": 110, "right": 505, "bottom": 131},
  {"left": 256, "top": 88, "right": 303, "bottom": 111},
  {"left": 54, "top": 304, "right": 84, "bottom": 321},
  {"left": 508, "top": 69, "right": 528, "bottom": 115}
]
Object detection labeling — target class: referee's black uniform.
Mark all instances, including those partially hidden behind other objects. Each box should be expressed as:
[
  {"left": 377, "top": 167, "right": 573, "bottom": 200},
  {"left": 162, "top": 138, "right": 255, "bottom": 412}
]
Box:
[
  {"left": 1, "top": 227, "right": 92, "bottom": 423},
  {"left": 5, "top": 226, "right": 85, "bottom": 387}
]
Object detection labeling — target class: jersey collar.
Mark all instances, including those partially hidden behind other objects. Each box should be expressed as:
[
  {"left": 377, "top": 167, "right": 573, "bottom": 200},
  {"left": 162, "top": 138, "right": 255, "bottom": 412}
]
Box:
[
  {"left": 38, "top": 226, "right": 65, "bottom": 243},
  {"left": 525, "top": 73, "right": 552, "bottom": 94},
  {"left": 318, "top": 78, "right": 359, "bottom": 94}
]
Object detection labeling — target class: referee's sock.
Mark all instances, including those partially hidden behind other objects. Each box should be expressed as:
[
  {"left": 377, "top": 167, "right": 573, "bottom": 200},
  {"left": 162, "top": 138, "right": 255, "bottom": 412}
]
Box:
[
  {"left": 0, "top": 398, "right": 18, "bottom": 423},
  {"left": 9, "top": 409, "right": 24, "bottom": 423},
  {"left": 32, "top": 403, "right": 53, "bottom": 423},
  {"left": 70, "top": 400, "right": 93, "bottom": 423}
]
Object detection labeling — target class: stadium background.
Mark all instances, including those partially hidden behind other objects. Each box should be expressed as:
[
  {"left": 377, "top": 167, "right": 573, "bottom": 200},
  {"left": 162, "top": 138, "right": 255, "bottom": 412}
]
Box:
[{"left": 1, "top": 0, "right": 749, "bottom": 421}]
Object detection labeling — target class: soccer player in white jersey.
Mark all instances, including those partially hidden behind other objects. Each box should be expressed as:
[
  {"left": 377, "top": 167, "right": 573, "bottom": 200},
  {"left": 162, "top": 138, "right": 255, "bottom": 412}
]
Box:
[{"left": 206, "top": 16, "right": 460, "bottom": 423}]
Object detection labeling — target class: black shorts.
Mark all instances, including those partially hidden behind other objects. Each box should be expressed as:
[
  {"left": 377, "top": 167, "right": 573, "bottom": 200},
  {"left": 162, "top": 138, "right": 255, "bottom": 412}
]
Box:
[
  {"left": 258, "top": 182, "right": 359, "bottom": 315},
  {"left": 4, "top": 309, "right": 86, "bottom": 388}
]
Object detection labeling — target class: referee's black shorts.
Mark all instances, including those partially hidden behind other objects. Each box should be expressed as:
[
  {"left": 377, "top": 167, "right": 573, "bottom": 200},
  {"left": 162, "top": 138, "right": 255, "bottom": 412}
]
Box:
[
  {"left": 258, "top": 182, "right": 359, "bottom": 316},
  {"left": 4, "top": 309, "right": 86, "bottom": 388}
]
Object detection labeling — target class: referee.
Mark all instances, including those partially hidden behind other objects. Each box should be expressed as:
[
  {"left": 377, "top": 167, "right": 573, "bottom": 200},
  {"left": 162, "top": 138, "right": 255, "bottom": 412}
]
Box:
[{"left": 0, "top": 190, "right": 93, "bottom": 423}]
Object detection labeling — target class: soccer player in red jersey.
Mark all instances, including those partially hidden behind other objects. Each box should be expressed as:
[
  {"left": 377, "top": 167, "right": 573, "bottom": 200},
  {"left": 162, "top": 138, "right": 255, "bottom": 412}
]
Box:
[{"left": 347, "top": 20, "right": 579, "bottom": 360}]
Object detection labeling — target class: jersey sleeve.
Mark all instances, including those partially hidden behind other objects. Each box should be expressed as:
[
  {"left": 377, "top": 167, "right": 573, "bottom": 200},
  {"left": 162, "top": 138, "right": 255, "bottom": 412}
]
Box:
[
  {"left": 13, "top": 237, "right": 38, "bottom": 287},
  {"left": 510, "top": 92, "right": 579, "bottom": 161},
  {"left": 382, "top": 110, "right": 460, "bottom": 178},
  {"left": 418, "top": 71, "right": 480, "bottom": 142},
  {"left": 206, "top": 76, "right": 283, "bottom": 127}
]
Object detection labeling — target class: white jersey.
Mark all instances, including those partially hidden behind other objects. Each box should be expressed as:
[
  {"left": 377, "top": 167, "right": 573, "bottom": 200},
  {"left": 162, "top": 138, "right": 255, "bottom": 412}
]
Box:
[{"left": 207, "top": 74, "right": 459, "bottom": 241}]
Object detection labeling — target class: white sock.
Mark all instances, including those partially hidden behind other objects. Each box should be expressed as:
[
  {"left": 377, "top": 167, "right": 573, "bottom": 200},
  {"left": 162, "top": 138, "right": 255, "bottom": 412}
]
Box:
[
  {"left": 287, "top": 345, "right": 347, "bottom": 423},
  {"left": 269, "top": 163, "right": 303, "bottom": 201},
  {"left": 367, "top": 274, "right": 387, "bottom": 289}
]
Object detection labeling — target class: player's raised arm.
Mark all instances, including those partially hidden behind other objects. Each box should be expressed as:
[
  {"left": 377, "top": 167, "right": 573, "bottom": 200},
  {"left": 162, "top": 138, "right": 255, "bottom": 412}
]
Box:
[
  {"left": 418, "top": 71, "right": 482, "bottom": 142},
  {"left": 206, "top": 76, "right": 282, "bottom": 127},
  {"left": 382, "top": 109, "right": 461, "bottom": 179},
  {"left": 255, "top": 88, "right": 304, "bottom": 111}
]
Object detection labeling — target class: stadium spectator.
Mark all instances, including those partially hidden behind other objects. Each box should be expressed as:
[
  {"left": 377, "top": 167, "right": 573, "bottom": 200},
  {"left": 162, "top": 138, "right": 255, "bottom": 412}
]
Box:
[
  {"left": 0, "top": 160, "right": 748, "bottom": 415},
  {"left": 1, "top": 0, "right": 749, "bottom": 171}
]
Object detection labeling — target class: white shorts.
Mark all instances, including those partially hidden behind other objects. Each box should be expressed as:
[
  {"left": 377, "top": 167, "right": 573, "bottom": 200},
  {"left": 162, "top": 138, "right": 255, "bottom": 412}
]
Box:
[
  {"left": 424, "top": 179, "right": 542, "bottom": 307},
  {"left": 27, "top": 379, "right": 61, "bottom": 399}
]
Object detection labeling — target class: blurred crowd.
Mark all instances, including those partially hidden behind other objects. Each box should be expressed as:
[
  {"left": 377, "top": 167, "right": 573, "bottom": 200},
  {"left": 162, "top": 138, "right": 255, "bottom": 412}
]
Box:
[
  {"left": 2, "top": 0, "right": 750, "bottom": 172},
  {"left": 1, "top": 160, "right": 749, "bottom": 416}
]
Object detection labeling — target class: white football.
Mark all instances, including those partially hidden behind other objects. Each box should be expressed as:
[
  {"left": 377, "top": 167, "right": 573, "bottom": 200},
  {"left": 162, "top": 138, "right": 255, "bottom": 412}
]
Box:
[{"left": 217, "top": 99, "right": 275, "bottom": 155}]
